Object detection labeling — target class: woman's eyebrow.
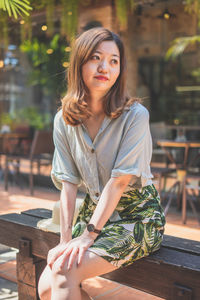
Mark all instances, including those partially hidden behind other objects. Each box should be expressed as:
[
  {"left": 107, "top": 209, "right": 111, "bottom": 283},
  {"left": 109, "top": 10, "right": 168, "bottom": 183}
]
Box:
[{"left": 95, "top": 50, "right": 119, "bottom": 58}]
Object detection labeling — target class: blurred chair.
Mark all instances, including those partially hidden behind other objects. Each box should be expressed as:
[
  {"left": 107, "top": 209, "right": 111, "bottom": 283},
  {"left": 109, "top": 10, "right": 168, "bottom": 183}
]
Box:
[
  {"left": 182, "top": 174, "right": 200, "bottom": 225},
  {"left": 4, "top": 130, "right": 54, "bottom": 195},
  {"left": 150, "top": 122, "right": 175, "bottom": 196},
  {"left": 150, "top": 122, "right": 171, "bottom": 163},
  {"left": 151, "top": 166, "right": 175, "bottom": 196}
]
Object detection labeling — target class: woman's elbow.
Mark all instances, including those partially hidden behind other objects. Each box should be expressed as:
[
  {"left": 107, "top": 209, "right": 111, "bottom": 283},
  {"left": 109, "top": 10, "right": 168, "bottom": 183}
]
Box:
[{"left": 110, "top": 174, "right": 132, "bottom": 190}]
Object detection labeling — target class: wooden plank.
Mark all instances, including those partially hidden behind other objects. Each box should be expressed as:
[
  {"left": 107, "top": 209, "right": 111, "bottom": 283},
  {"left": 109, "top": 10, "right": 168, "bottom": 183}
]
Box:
[
  {"left": 147, "top": 247, "right": 200, "bottom": 272},
  {"left": 102, "top": 250, "right": 200, "bottom": 299},
  {"left": 0, "top": 217, "right": 59, "bottom": 258},
  {"left": 21, "top": 208, "right": 52, "bottom": 219},
  {"left": 0, "top": 213, "right": 43, "bottom": 228},
  {"left": 163, "top": 235, "right": 200, "bottom": 256}
]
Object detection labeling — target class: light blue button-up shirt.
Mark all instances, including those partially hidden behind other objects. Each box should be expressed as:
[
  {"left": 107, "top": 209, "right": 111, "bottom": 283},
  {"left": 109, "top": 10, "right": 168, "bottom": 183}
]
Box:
[{"left": 51, "top": 102, "right": 153, "bottom": 204}]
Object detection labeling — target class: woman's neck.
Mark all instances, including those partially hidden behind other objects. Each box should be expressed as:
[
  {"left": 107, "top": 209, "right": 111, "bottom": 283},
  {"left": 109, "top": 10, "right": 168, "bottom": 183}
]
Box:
[{"left": 87, "top": 92, "right": 105, "bottom": 117}]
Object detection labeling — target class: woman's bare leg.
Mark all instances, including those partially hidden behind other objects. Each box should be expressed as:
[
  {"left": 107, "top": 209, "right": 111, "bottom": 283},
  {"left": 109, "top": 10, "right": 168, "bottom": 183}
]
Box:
[
  {"left": 38, "top": 264, "right": 90, "bottom": 300},
  {"left": 38, "top": 251, "right": 118, "bottom": 300}
]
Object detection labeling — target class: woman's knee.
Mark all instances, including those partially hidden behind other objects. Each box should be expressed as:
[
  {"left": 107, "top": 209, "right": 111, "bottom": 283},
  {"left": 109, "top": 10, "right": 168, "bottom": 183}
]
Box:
[
  {"left": 51, "top": 258, "right": 81, "bottom": 287},
  {"left": 38, "top": 266, "right": 51, "bottom": 300}
]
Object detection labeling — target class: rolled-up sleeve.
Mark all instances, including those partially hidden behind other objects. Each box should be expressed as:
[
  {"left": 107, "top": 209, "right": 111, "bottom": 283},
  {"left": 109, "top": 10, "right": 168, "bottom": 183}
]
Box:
[
  {"left": 111, "top": 106, "right": 153, "bottom": 186},
  {"left": 51, "top": 111, "right": 81, "bottom": 190}
]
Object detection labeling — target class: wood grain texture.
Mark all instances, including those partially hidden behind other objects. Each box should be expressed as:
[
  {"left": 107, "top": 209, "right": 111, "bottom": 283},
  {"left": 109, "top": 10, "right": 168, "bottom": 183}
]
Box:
[
  {"left": 17, "top": 281, "right": 37, "bottom": 300},
  {"left": 0, "top": 215, "right": 59, "bottom": 258}
]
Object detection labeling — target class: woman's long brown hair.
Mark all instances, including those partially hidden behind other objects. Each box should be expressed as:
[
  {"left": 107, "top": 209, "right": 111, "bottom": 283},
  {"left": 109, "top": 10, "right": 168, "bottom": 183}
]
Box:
[{"left": 62, "top": 27, "right": 136, "bottom": 126}]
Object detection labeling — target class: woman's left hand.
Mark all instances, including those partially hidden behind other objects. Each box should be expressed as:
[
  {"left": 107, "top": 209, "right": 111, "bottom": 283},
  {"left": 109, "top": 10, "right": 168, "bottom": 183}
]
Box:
[{"left": 54, "top": 232, "right": 96, "bottom": 270}]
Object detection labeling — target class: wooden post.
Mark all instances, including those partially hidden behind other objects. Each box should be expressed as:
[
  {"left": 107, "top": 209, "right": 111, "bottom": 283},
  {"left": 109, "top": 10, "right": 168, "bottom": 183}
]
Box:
[{"left": 16, "top": 238, "right": 46, "bottom": 300}]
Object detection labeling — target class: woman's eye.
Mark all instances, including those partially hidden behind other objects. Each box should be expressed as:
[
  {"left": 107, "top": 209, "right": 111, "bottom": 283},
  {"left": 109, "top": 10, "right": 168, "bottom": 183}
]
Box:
[
  {"left": 111, "top": 59, "right": 118, "bottom": 64},
  {"left": 91, "top": 55, "right": 100, "bottom": 60}
]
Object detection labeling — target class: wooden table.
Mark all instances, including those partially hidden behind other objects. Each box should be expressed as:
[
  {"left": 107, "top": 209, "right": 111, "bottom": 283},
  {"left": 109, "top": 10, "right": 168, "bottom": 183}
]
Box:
[{"left": 157, "top": 140, "right": 200, "bottom": 223}]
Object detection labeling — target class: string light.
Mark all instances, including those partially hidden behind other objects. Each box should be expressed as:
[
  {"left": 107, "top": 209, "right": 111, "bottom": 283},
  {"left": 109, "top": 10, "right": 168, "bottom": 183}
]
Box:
[
  {"left": 174, "top": 119, "right": 180, "bottom": 125},
  {"left": 20, "top": 20, "right": 25, "bottom": 25},
  {"left": 63, "top": 62, "right": 69, "bottom": 68},
  {"left": 65, "top": 47, "right": 71, "bottom": 52},
  {"left": 41, "top": 25, "right": 48, "bottom": 31},
  {"left": 164, "top": 12, "right": 170, "bottom": 20},
  {"left": 0, "top": 60, "right": 4, "bottom": 68},
  {"left": 46, "top": 49, "right": 53, "bottom": 54}
]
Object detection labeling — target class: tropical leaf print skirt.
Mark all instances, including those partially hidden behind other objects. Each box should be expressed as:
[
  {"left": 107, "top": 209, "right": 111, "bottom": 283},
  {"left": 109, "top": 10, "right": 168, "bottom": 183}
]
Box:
[{"left": 72, "top": 184, "right": 166, "bottom": 268}]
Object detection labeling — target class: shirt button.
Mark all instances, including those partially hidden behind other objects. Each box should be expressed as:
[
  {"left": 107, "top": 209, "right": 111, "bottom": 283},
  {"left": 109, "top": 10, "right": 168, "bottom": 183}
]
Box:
[
  {"left": 95, "top": 192, "right": 99, "bottom": 197},
  {"left": 91, "top": 149, "right": 95, "bottom": 153}
]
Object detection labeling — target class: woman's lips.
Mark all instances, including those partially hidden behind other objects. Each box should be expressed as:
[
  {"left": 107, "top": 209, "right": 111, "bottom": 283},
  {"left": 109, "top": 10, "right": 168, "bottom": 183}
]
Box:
[{"left": 94, "top": 76, "right": 109, "bottom": 81}]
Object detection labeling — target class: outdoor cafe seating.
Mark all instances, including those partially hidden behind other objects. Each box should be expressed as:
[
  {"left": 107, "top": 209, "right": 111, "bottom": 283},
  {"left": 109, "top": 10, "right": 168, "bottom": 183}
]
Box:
[
  {"left": 1, "top": 130, "right": 54, "bottom": 195},
  {"left": 150, "top": 122, "right": 200, "bottom": 224},
  {"left": 157, "top": 139, "right": 200, "bottom": 224}
]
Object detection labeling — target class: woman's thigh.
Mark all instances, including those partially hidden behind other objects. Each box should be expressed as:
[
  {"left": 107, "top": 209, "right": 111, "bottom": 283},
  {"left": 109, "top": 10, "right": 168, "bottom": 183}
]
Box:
[
  {"left": 38, "top": 251, "right": 118, "bottom": 295},
  {"left": 67, "top": 250, "right": 118, "bottom": 282}
]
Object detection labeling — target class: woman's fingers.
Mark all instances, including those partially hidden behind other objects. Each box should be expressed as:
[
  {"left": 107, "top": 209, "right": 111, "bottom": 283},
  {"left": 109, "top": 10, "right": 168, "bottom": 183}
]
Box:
[
  {"left": 77, "top": 247, "right": 85, "bottom": 266},
  {"left": 47, "top": 244, "right": 67, "bottom": 268},
  {"left": 58, "top": 247, "right": 73, "bottom": 269},
  {"left": 67, "top": 247, "right": 79, "bottom": 270}
]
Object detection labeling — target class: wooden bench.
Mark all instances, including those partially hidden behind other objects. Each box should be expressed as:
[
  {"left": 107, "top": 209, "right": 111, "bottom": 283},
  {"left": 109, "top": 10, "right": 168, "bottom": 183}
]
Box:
[{"left": 0, "top": 208, "right": 200, "bottom": 300}]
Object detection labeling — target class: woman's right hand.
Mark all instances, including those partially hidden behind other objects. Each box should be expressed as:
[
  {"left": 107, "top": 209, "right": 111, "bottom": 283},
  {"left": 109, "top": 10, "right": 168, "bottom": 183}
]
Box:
[{"left": 47, "top": 240, "right": 71, "bottom": 269}]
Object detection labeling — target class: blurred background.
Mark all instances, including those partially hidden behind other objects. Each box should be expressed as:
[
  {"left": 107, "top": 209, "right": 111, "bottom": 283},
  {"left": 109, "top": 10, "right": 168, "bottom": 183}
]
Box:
[{"left": 0, "top": 0, "right": 200, "bottom": 132}]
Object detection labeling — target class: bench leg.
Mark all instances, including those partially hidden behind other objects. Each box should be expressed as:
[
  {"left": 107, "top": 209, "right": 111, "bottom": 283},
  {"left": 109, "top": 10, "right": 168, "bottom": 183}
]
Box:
[{"left": 16, "top": 253, "right": 46, "bottom": 300}]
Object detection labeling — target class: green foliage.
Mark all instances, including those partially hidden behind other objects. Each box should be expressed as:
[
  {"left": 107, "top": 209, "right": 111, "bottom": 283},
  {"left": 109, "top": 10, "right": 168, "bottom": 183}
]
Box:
[
  {"left": 20, "top": 34, "right": 68, "bottom": 97},
  {"left": 61, "top": 0, "right": 79, "bottom": 41},
  {"left": 0, "top": 108, "right": 52, "bottom": 130},
  {"left": 165, "top": 35, "right": 200, "bottom": 61},
  {"left": 14, "top": 107, "right": 52, "bottom": 130},
  {"left": 165, "top": 1, "right": 200, "bottom": 83},
  {"left": 0, "top": 112, "right": 15, "bottom": 127},
  {"left": 45, "top": 0, "right": 55, "bottom": 36},
  {"left": 115, "top": 0, "right": 129, "bottom": 30},
  {"left": 184, "top": 0, "right": 200, "bottom": 26},
  {"left": 115, "top": 0, "right": 136, "bottom": 30},
  {"left": 0, "top": 0, "right": 32, "bottom": 19},
  {"left": 191, "top": 68, "right": 200, "bottom": 81}
]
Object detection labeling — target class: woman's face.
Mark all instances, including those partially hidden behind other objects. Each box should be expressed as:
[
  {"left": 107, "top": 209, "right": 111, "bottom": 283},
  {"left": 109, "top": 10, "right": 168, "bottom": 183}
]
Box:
[{"left": 82, "top": 41, "right": 120, "bottom": 96}]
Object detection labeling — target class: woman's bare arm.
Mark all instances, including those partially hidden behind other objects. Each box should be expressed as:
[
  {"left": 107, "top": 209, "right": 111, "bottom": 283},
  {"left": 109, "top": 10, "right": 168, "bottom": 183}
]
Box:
[
  {"left": 60, "top": 181, "right": 78, "bottom": 243},
  {"left": 84, "top": 174, "right": 132, "bottom": 238}
]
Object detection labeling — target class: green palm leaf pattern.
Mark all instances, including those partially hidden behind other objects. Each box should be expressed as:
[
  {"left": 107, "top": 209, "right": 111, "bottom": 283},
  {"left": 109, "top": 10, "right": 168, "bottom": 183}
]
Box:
[
  {"left": 133, "top": 221, "right": 144, "bottom": 243},
  {"left": 72, "top": 184, "right": 165, "bottom": 268}
]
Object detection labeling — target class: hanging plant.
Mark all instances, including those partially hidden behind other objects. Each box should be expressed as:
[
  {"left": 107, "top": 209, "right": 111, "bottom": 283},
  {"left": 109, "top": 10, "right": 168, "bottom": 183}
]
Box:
[
  {"left": 115, "top": 0, "right": 136, "bottom": 31},
  {"left": 115, "top": 0, "right": 128, "bottom": 30},
  {"left": 20, "top": 15, "right": 32, "bottom": 43},
  {"left": 0, "top": 0, "right": 32, "bottom": 19},
  {"left": 20, "top": 34, "right": 68, "bottom": 97},
  {"left": 0, "top": 11, "right": 9, "bottom": 48},
  {"left": 61, "top": 0, "right": 79, "bottom": 42},
  {"left": 184, "top": 0, "right": 200, "bottom": 26},
  {"left": 45, "top": 0, "right": 55, "bottom": 36},
  {"left": 166, "top": 35, "right": 200, "bottom": 61}
]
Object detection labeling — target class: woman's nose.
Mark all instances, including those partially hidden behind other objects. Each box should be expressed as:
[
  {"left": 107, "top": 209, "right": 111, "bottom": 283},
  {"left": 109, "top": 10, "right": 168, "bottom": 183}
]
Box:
[{"left": 98, "top": 61, "right": 108, "bottom": 73}]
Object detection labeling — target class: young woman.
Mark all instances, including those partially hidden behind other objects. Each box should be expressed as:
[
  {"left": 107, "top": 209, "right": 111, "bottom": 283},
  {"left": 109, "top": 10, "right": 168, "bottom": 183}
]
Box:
[{"left": 38, "top": 27, "right": 165, "bottom": 300}]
